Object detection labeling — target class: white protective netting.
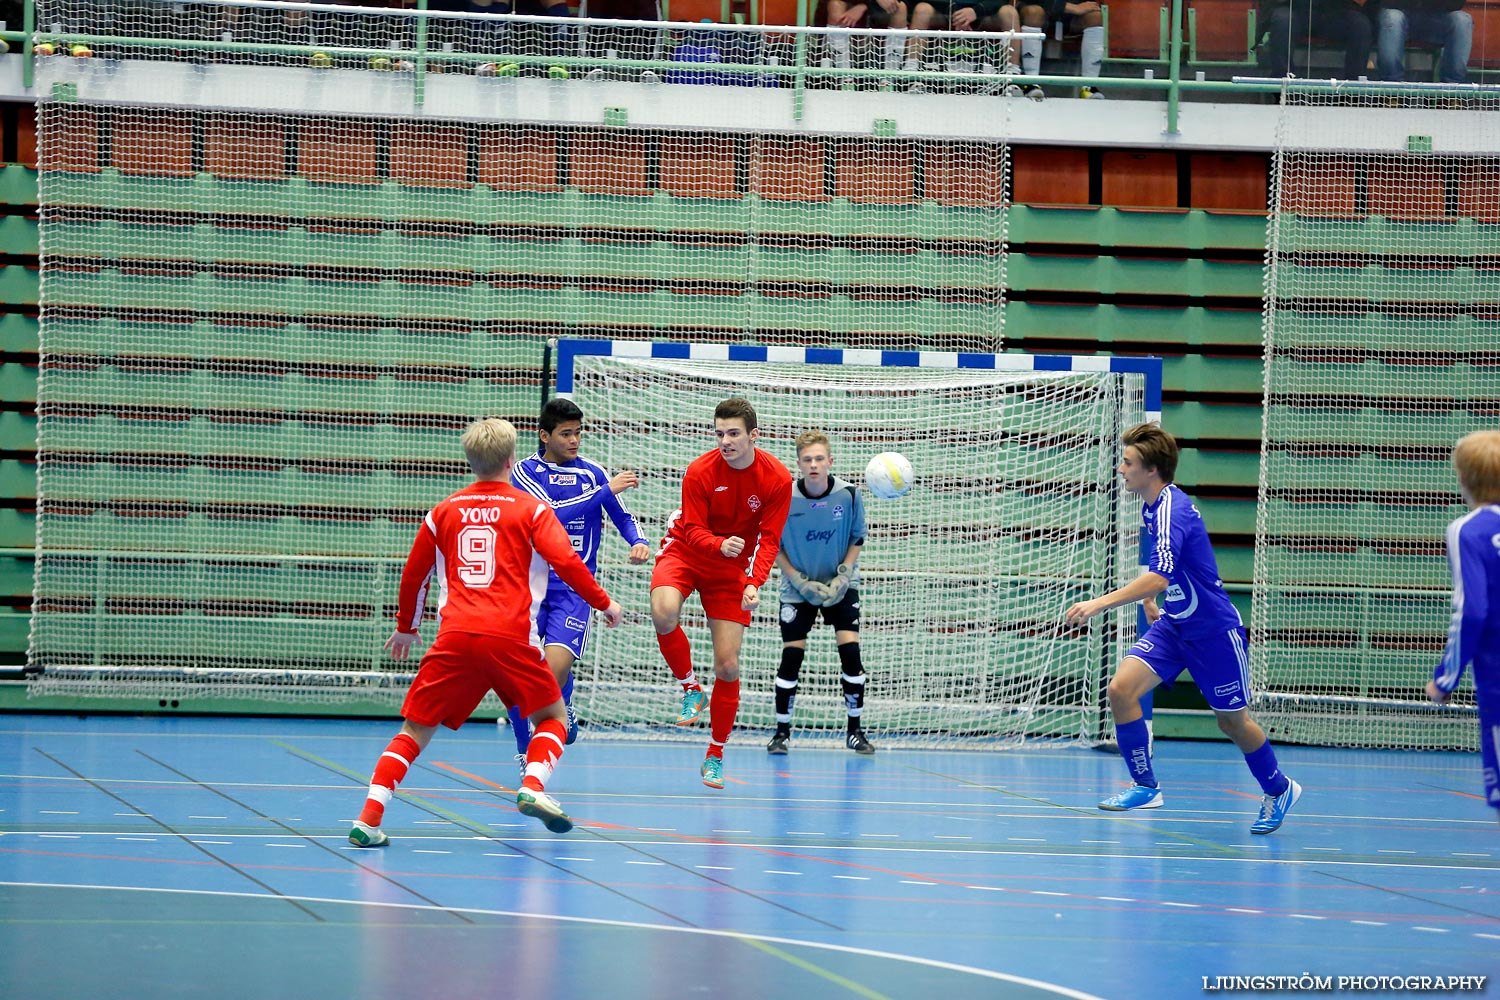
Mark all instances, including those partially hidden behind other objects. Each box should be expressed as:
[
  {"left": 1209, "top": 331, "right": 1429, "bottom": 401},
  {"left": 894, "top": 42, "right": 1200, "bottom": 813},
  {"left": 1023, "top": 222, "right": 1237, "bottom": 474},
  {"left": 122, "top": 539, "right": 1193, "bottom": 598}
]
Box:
[
  {"left": 27, "top": 0, "right": 1020, "bottom": 705},
  {"left": 1254, "top": 82, "right": 1500, "bottom": 750},
  {"left": 566, "top": 355, "right": 1146, "bottom": 747}
]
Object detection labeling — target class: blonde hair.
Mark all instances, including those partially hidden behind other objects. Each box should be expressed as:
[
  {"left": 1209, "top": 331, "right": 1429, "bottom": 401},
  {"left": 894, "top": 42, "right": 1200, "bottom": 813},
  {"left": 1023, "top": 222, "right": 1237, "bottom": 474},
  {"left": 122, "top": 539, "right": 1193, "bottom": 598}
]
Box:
[
  {"left": 795, "top": 430, "right": 831, "bottom": 457},
  {"left": 462, "top": 417, "right": 517, "bottom": 480},
  {"left": 1453, "top": 430, "right": 1500, "bottom": 504}
]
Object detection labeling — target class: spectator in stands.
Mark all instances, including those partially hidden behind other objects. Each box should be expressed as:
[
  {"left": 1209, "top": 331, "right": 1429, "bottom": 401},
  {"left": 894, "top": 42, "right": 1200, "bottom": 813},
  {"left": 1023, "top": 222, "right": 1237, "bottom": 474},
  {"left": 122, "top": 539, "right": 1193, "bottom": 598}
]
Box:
[
  {"left": 464, "top": 0, "right": 576, "bottom": 59},
  {"left": 904, "top": 0, "right": 1018, "bottom": 93},
  {"left": 1264, "top": 0, "right": 1375, "bottom": 81},
  {"left": 816, "top": 0, "right": 911, "bottom": 79},
  {"left": 1016, "top": 0, "right": 1106, "bottom": 98},
  {"left": 1375, "top": 0, "right": 1472, "bottom": 84}
]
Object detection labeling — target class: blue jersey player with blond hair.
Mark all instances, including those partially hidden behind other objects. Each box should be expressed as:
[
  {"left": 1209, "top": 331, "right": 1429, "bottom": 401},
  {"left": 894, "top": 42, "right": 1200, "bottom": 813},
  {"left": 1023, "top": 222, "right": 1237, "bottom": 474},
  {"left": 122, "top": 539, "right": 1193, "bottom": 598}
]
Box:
[
  {"left": 1066, "top": 423, "right": 1302, "bottom": 834},
  {"left": 505, "top": 397, "right": 652, "bottom": 766},
  {"left": 1427, "top": 430, "right": 1500, "bottom": 824},
  {"left": 768, "top": 430, "right": 874, "bottom": 755}
]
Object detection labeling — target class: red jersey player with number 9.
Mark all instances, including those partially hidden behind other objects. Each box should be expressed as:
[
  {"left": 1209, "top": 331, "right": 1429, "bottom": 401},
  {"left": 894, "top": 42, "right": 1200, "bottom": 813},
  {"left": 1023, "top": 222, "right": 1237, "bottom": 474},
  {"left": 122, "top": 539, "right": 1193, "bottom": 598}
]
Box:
[
  {"left": 348, "top": 418, "right": 623, "bottom": 846},
  {"left": 651, "top": 397, "right": 793, "bottom": 789}
]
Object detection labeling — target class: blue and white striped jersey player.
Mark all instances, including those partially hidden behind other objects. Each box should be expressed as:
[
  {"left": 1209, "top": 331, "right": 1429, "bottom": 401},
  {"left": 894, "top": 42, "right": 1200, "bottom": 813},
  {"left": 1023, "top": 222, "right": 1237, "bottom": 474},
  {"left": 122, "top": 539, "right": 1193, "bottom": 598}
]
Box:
[
  {"left": 769, "top": 430, "right": 875, "bottom": 755},
  {"left": 505, "top": 397, "right": 652, "bottom": 762},
  {"left": 1427, "top": 430, "right": 1500, "bottom": 824},
  {"left": 1065, "top": 422, "right": 1302, "bottom": 834}
]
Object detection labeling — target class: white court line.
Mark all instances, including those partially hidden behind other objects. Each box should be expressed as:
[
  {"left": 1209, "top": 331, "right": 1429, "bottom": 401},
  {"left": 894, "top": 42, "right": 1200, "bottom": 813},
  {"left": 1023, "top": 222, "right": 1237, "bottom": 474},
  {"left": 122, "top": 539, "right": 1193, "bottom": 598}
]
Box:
[
  {"left": 900, "top": 880, "right": 937, "bottom": 885},
  {"left": 1302, "top": 847, "right": 1341, "bottom": 851},
  {"left": 413, "top": 820, "right": 453, "bottom": 826},
  {"left": 934, "top": 835, "right": 972, "bottom": 840},
  {"left": 1288, "top": 914, "right": 1325, "bottom": 920},
  {"left": 1412, "top": 927, "right": 1449, "bottom": 933},
  {"left": 763, "top": 870, "right": 802, "bottom": 875},
  {"left": 39, "top": 810, "right": 78, "bottom": 815},
  {"left": 787, "top": 831, "right": 825, "bottom": 836},
  {"left": 711, "top": 830, "right": 750, "bottom": 834},
  {"left": 1452, "top": 852, "right": 1491, "bottom": 857},
  {"left": 1226, "top": 908, "right": 1263, "bottom": 914},
  {"left": 696, "top": 865, "right": 733, "bottom": 871},
  {"left": 1351, "top": 920, "right": 1386, "bottom": 926},
  {"left": 1475, "top": 933, "right": 1500, "bottom": 940},
  {"left": 833, "top": 875, "right": 870, "bottom": 880},
  {"left": 188, "top": 816, "right": 227, "bottom": 820},
  {"left": 484, "top": 853, "right": 523, "bottom": 858},
  {"left": 1008, "top": 838, "right": 1045, "bottom": 843},
  {"left": 265, "top": 844, "right": 306, "bottom": 849},
  {"left": 556, "top": 857, "right": 593, "bottom": 862},
  {"left": 37, "top": 834, "right": 79, "bottom": 839},
  {"left": 191, "top": 841, "right": 232, "bottom": 846},
  {"left": 1377, "top": 850, "right": 1417, "bottom": 855},
  {"left": 1097, "top": 897, "right": 1135, "bottom": 902},
  {"left": 860, "top": 833, "right": 899, "bottom": 838},
  {"left": 1032, "top": 891, "right": 1069, "bottom": 897},
  {"left": 412, "top": 850, "right": 451, "bottom": 855},
  {"left": 115, "top": 837, "right": 157, "bottom": 842},
  {"left": 1082, "top": 840, "right": 1120, "bottom": 845},
  {"left": 0, "top": 881, "right": 1110, "bottom": 1000},
  {"left": 640, "top": 828, "right": 677, "bottom": 832},
  {"left": 625, "top": 860, "right": 664, "bottom": 866},
  {"left": 114, "top": 813, "right": 150, "bottom": 818},
  {"left": 1160, "top": 902, "right": 1198, "bottom": 908}
]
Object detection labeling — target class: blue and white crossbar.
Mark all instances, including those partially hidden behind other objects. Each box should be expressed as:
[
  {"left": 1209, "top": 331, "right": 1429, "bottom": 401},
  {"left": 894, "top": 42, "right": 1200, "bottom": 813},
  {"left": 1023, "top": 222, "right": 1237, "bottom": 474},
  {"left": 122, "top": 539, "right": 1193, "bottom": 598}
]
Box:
[{"left": 553, "top": 338, "right": 1163, "bottom": 421}]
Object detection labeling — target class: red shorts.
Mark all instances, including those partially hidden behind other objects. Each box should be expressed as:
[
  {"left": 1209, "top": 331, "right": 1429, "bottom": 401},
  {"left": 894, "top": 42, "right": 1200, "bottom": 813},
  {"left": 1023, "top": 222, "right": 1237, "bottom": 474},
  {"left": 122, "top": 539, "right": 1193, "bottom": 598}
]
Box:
[
  {"left": 402, "top": 630, "right": 561, "bottom": 730},
  {"left": 651, "top": 546, "right": 754, "bottom": 626}
]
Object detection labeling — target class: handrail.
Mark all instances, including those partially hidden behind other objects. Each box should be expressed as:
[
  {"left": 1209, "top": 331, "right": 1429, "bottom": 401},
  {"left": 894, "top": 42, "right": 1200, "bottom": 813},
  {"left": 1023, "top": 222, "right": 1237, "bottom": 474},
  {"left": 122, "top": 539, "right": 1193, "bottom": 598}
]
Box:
[{"left": 9, "top": 1, "right": 1499, "bottom": 134}]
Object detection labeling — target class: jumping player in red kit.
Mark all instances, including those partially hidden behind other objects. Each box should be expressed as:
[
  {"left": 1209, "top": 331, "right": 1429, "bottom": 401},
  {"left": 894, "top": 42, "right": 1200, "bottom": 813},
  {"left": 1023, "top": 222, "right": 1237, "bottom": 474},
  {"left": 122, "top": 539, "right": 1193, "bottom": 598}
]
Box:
[
  {"left": 651, "top": 397, "right": 793, "bottom": 789},
  {"left": 348, "top": 417, "right": 623, "bottom": 846}
]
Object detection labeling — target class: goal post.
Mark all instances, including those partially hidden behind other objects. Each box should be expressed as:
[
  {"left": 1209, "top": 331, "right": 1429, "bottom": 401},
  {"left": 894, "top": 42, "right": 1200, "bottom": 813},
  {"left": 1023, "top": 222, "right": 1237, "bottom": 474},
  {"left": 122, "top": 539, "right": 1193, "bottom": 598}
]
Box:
[{"left": 556, "top": 338, "right": 1162, "bottom": 747}]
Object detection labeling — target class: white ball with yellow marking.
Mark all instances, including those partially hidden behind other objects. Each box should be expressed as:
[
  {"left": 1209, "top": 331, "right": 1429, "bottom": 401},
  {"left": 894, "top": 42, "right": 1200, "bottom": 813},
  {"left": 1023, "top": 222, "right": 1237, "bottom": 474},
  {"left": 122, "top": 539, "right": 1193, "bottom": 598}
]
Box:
[{"left": 864, "top": 452, "right": 914, "bottom": 499}]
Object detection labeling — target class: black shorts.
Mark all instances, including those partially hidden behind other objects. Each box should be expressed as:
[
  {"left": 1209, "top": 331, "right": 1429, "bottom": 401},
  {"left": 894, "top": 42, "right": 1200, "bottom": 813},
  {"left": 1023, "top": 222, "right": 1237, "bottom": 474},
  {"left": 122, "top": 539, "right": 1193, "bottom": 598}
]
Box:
[{"left": 779, "top": 589, "right": 861, "bottom": 642}]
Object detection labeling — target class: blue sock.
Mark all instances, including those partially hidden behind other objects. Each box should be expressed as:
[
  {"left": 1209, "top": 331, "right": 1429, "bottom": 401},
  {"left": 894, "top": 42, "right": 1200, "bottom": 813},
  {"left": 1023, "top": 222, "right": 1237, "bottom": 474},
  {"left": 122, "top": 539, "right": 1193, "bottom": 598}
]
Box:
[
  {"left": 1243, "top": 740, "right": 1289, "bottom": 796},
  {"left": 1117, "top": 718, "right": 1156, "bottom": 788},
  {"left": 507, "top": 705, "right": 530, "bottom": 754}
]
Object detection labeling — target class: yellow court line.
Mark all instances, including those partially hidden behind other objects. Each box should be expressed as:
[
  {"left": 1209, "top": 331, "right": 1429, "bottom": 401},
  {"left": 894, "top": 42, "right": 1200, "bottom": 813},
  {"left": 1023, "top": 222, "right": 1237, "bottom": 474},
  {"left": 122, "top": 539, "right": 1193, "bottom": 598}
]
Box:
[{"left": 732, "top": 934, "right": 895, "bottom": 1000}]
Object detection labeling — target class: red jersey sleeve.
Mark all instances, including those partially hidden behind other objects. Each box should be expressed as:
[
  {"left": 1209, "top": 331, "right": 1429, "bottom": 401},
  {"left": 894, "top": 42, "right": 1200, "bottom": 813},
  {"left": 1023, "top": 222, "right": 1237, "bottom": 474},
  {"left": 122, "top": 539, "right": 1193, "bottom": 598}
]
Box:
[
  {"left": 394, "top": 512, "right": 439, "bottom": 634},
  {"left": 528, "top": 502, "right": 613, "bottom": 609},
  {"left": 747, "top": 456, "right": 793, "bottom": 588},
  {"left": 677, "top": 458, "right": 726, "bottom": 559}
]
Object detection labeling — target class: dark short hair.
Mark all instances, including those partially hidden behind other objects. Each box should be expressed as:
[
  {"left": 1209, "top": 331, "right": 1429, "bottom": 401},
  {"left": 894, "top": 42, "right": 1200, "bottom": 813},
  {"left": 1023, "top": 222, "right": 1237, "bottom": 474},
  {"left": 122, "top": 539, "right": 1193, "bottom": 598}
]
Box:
[
  {"left": 714, "top": 397, "right": 758, "bottom": 432},
  {"left": 1122, "top": 422, "right": 1178, "bottom": 483},
  {"left": 540, "top": 397, "right": 584, "bottom": 433}
]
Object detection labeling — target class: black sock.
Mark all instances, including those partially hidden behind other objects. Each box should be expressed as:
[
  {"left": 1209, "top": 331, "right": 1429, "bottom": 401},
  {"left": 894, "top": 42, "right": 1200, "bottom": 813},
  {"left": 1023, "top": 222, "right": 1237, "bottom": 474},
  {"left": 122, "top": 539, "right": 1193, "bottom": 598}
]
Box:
[
  {"left": 839, "top": 642, "right": 864, "bottom": 732},
  {"left": 775, "top": 646, "right": 804, "bottom": 731}
]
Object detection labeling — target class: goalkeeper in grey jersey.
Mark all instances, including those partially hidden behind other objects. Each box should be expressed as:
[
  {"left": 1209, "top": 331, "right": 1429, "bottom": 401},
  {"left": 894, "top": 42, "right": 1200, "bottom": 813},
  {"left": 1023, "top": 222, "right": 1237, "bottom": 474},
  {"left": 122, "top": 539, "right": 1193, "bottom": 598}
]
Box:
[{"left": 770, "top": 431, "right": 874, "bottom": 755}]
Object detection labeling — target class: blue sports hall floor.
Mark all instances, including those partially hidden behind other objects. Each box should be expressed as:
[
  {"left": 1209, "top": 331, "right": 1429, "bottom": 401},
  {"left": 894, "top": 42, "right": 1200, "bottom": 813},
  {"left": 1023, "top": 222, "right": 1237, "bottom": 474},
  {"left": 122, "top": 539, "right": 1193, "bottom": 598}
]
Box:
[{"left": 0, "top": 713, "right": 1495, "bottom": 1000}]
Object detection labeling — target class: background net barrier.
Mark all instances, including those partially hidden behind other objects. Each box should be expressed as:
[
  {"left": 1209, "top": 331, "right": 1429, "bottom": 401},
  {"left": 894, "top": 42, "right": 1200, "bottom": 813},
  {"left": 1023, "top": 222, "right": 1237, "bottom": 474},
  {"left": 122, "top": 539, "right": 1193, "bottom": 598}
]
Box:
[
  {"left": 26, "top": 1, "right": 1018, "bottom": 709},
  {"left": 1255, "top": 82, "right": 1500, "bottom": 751},
  {"left": 558, "top": 343, "right": 1153, "bottom": 747}
]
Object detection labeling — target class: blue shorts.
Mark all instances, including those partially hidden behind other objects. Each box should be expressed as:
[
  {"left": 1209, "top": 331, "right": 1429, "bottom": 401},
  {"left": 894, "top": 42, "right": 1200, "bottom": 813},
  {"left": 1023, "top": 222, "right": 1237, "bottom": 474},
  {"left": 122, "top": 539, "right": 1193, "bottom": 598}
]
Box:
[
  {"left": 537, "top": 586, "right": 593, "bottom": 661},
  {"left": 1127, "top": 619, "right": 1251, "bottom": 712}
]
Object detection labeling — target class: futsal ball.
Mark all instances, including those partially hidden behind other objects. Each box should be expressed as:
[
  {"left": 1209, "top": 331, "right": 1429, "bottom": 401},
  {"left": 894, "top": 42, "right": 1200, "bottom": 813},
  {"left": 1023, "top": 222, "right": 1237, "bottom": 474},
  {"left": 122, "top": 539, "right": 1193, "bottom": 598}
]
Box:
[
  {"left": 547, "top": 65, "right": 570, "bottom": 79},
  {"left": 369, "top": 55, "right": 392, "bottom": 71},
  {"left": 70, "top": 44, "right": 92, "bottom": 57},
  {"left": 865, "top": 452, "right": 914, "bottom": 500},
  {"left": 309, "top": 51, "right": 332, "bottom": 68},
  {"left": 34, "top": 43, "right": 55, "bottom": 56}
]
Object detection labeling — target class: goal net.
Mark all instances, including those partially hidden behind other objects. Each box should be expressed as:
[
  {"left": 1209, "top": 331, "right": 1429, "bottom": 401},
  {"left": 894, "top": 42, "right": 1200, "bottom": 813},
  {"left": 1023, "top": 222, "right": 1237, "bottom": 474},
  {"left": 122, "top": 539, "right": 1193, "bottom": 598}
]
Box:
[
  {"left": 558, "top": 341, "right": 1157, "bottom": 747},
  {"left": 26, "top": 1, "right": 1019, "bottom": 706},
  {"left": 1254, "top": 82, "right": 1500, "bottom": 751}
]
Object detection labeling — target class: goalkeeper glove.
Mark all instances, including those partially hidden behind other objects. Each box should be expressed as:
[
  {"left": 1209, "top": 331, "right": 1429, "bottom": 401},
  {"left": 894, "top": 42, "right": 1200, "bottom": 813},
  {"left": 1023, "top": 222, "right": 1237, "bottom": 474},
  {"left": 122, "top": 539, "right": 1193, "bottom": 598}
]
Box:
[
  {"left": 784, "top": 567, "right": 823, "bottom": 604},
  {"left": 825, "top": 564, "right": 853, "bottom": 605}
]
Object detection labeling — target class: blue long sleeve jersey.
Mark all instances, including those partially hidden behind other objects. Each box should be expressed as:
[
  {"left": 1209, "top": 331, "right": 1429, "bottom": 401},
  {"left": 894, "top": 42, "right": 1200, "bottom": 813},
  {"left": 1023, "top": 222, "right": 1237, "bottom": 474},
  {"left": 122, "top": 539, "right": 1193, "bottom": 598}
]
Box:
[
  {"left": 1143, "top": 483, "right": 1243, "bottom": 637},
  {"left": 777, "top": 475, "right": 865, "bottom": 605},
  {"left": 511, "top": 450, "right": 651, "bottom": 578},
  {"left": 1434, "top": 505, "right": 1500, "bottom": 698}
]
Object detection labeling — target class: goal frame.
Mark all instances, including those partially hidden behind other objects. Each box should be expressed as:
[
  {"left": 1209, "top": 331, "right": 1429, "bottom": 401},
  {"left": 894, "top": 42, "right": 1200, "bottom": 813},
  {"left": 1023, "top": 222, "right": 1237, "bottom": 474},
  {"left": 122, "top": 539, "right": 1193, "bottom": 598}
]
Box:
[{"left": 556, "top": 338, "right": 1163, "bottom": 747}]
